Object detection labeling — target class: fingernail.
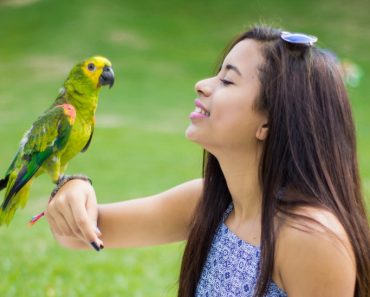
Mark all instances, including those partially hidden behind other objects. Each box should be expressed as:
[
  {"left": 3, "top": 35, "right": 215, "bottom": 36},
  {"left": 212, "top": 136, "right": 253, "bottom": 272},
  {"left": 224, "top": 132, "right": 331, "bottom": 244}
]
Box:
[
  {"left": 90, "top": 242, "right": 100, "bottom": 252},
  {"left": 100, "top": 244, "right": 104, "bottom": 250},
  {"left": 95, "top": 226, "right": 102, "bottom": 236}
]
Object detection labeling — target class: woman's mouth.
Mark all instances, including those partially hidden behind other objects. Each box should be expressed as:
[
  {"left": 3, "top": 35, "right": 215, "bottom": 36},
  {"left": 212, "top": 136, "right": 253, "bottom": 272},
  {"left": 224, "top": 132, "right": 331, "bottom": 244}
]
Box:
[{"left": 189, "top": 99, "right": 210, "bottom": 119}]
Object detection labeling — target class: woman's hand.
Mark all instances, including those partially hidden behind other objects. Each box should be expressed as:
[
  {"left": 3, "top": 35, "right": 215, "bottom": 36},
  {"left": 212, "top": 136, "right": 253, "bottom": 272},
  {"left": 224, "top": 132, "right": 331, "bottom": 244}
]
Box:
[{"left": 45, "top": 179, "right": 104, "bottom": 251}]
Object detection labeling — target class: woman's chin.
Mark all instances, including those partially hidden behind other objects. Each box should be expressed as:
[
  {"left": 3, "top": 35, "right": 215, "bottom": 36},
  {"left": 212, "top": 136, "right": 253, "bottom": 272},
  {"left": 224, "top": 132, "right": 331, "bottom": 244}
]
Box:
[{"left": 185, "top": 124, "right": 201, "bottom": 143}]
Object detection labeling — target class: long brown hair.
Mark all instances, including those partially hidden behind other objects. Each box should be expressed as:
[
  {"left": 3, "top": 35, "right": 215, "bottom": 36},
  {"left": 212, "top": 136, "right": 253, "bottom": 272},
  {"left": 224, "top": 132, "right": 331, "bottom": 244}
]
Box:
[{"left": 178, "top": 26, "right": 370, "bottom": 296}]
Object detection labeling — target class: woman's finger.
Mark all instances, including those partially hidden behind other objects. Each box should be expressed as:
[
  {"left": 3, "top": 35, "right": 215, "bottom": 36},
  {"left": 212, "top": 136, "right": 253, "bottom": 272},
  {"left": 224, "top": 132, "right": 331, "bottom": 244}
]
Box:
[
  {"left": 69, "top": 197, "right": 103, "bottom": 250},
  {"left": 53, "top": 206, "right": 75, "bottom": 236},
  {"left": 45, "top": 208, "right": 63, "bottom": 236}
]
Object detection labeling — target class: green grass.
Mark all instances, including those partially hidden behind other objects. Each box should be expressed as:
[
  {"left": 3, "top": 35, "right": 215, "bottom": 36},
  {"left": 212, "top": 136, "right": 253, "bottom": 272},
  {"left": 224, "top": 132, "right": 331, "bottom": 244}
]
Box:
[{"left": 0, "top": 0, "right": 369, "bottom": 296}]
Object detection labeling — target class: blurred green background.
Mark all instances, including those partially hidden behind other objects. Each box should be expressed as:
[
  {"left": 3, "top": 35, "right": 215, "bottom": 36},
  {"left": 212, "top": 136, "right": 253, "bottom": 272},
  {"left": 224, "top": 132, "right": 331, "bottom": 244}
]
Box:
[{"left": 0, "top": 0, "right": 369, "bottom": 296}]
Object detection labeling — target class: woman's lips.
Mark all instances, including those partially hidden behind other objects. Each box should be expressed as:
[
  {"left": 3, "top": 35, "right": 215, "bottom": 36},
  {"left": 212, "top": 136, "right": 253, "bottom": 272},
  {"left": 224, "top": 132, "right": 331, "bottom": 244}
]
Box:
[{"left": 189, "top": 99, "right": 210, "bottom": 119}]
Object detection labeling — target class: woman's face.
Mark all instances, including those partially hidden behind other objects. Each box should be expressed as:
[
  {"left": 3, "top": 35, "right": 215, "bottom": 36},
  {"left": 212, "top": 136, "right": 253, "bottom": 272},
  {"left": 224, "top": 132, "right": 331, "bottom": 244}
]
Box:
[{"left": 186, "top": 39, "right": 268, "bottom": 154}]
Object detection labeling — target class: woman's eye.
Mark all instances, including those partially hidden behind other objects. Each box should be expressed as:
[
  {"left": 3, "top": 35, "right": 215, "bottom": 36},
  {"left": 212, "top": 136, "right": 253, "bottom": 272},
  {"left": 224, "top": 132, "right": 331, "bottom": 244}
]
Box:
[
  {"left": 220, "top": 79, "right": 233, "bottom": 86},
  {"left": 87, "top": 63, "right": 96, "bottom": 71}
]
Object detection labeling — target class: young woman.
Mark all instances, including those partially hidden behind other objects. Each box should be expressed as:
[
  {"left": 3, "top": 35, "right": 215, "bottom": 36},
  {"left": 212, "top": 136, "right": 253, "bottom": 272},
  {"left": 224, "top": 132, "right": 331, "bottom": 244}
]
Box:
[{"left": 45, "top": 26, "right": 370, "bottom": 297}]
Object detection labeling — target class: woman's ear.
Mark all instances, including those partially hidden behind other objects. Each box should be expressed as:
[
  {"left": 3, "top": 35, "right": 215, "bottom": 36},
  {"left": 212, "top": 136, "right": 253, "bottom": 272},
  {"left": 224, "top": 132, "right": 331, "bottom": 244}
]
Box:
[{"left": 256, "top": 123, "right": 268, "bottom": 141}]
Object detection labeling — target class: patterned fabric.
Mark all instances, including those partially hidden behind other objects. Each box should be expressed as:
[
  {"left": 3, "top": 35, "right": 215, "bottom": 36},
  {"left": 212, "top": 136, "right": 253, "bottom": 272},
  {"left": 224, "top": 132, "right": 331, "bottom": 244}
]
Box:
[{"left": 195, "top": 204, "right": 287, "bottom": 297}]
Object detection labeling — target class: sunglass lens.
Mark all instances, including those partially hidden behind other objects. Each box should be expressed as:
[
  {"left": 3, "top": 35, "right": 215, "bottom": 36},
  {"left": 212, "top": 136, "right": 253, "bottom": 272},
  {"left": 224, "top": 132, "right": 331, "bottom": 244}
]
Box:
[{"left": 281, "top": 32, "right": 318, "bottom": 46}]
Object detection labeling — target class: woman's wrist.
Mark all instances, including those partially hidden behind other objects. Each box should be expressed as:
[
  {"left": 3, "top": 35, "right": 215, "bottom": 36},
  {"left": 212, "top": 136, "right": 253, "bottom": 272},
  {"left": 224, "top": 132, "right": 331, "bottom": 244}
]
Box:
[{"left": 50, "top": 174, "right": 92, "bottom": 200}]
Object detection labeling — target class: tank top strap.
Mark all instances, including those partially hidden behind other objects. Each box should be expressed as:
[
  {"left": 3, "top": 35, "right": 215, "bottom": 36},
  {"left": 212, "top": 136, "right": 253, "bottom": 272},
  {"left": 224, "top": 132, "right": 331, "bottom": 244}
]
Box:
[{"left": 222, "top": 202, "right": 234, "bottom": 222}]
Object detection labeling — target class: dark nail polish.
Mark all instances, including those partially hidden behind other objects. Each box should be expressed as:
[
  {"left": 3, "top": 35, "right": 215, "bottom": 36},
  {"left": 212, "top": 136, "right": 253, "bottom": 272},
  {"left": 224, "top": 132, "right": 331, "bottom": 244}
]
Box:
[
  {"left": 100, "top": 244, "right": 104, "bottom": 250},
  {"left": 90, "top": 242, "right": 100, "bottom": 252}
]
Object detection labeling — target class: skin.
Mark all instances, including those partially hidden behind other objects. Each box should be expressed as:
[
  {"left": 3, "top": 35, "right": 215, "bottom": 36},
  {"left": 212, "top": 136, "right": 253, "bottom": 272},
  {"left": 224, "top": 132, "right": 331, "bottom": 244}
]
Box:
[{"left": 46, "top": 39, "right": 356, "bottom": 296}]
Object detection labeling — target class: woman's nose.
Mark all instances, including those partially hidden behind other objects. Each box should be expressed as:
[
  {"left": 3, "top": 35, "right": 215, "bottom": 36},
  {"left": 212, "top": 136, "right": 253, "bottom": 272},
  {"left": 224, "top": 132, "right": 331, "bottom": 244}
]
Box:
[{"left": 195, "top": 78, "right": 212, "bottom": 97}]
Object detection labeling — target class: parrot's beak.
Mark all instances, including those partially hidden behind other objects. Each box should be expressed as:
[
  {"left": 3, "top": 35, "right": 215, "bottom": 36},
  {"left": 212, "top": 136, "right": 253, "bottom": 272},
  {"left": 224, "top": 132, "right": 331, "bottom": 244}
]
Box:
[{"left": 99, "top": 66, "right": 115, "bottom": 88}]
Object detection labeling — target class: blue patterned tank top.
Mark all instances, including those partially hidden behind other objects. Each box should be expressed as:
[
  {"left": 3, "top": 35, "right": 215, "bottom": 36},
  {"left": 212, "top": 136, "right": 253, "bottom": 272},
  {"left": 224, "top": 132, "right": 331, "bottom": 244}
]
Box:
[{"left": 195, "top": 204, "right": 287, "bottom": 297}]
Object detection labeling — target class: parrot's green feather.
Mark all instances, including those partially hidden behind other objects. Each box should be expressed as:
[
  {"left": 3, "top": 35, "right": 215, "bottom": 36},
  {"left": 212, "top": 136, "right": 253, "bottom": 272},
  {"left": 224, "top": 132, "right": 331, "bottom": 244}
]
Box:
[{"left": 3, "top": 148, "right": 53, "bottom": 209}]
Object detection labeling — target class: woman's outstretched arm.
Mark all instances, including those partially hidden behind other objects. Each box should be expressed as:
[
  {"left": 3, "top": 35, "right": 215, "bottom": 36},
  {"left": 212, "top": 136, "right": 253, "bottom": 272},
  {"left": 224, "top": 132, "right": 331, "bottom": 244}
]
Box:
[{"left": 45, "top": 178, "right": 202, "bottom": 250}]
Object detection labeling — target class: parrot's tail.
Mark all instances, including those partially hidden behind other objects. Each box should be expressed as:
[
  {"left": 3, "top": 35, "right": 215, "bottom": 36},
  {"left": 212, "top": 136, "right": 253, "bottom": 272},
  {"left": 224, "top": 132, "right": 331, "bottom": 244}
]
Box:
[
  {"left": 0, "top": 179, "right": 33, "bottom": 225},
  {"left": 0, "top": 175, "right": 9, "bottom": 191}
]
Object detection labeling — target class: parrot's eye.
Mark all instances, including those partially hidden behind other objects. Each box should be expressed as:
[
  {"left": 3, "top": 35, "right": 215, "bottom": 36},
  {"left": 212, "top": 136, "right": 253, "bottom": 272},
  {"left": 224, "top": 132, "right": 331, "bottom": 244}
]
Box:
[{"left": 87, "top": 63, "right": 96, "bottom": 72}]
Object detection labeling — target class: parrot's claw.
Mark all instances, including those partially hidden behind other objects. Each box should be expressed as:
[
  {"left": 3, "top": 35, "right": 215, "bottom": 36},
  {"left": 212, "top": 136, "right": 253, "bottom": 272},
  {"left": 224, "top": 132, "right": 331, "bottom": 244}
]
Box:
[{"left": 50, "top": 174, "right": 92, "bottom": 200}]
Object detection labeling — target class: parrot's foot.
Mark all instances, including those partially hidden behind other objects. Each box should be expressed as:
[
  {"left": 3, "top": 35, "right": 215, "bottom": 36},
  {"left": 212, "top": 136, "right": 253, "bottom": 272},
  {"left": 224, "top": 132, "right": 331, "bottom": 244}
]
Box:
[{"left": 50, "top": 174, "right": 93, "bottom": 200}]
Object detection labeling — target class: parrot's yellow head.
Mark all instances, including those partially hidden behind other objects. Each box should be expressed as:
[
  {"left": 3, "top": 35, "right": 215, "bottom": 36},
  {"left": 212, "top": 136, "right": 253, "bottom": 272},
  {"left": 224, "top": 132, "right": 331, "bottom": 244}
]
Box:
[
  {"left": 64, "top": 56, "right": 115, "bottom": 96},
  {"left": 81, "top": 56, "right": 115, "bottom": 89}
]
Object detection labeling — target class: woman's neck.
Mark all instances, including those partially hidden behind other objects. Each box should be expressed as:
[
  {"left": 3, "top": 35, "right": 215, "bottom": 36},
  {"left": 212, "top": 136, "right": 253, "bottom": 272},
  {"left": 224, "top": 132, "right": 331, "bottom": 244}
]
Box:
[{"left": 217, "top": 148, "right": 262, "bottom": 224}]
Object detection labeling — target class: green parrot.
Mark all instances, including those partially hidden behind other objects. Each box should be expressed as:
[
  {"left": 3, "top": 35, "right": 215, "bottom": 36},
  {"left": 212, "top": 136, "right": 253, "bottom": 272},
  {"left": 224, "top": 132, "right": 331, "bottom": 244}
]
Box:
[{"left": 0, "top": 56, "right": 115, "bottom": 225}]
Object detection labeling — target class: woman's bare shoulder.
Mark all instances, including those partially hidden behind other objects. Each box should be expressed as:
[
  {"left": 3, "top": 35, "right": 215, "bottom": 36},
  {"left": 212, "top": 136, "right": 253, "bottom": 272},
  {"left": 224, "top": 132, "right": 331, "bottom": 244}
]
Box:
[{"left": 274, "top": 206, "right": 356, "bottom": 296}]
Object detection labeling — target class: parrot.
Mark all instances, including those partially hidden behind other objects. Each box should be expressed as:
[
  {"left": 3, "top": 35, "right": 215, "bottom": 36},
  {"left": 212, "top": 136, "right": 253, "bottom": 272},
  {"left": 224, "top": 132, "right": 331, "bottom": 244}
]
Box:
[{"left": 0, "top": 56, "right": 115, "bottom": 226}]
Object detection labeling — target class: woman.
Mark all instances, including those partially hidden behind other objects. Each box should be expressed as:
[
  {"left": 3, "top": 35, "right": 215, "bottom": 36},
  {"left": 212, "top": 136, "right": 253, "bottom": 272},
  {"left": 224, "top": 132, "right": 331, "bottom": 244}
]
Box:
[{"left": 45, "top": 26, "right": 370, "bottom": 296}]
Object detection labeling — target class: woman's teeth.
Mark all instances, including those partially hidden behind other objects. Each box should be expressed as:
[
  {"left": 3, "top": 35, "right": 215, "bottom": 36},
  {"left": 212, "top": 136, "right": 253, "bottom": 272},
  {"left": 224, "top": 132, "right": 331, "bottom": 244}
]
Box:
[{"left": 195, "top": 106, "right": 210, "bottom": 116}]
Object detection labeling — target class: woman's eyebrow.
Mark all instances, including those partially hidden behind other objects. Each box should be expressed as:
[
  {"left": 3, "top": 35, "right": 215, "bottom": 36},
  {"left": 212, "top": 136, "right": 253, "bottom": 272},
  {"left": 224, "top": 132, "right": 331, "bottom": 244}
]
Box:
[{"left": 225, "top": 64, "right": 242, "bottom": 77}]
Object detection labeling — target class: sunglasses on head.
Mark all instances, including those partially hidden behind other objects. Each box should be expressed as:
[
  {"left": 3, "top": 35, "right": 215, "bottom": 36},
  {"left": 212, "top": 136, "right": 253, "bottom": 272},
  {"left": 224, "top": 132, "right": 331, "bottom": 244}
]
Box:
[{"left": 281, "top": 31, "right": 318, "bottom": 46}]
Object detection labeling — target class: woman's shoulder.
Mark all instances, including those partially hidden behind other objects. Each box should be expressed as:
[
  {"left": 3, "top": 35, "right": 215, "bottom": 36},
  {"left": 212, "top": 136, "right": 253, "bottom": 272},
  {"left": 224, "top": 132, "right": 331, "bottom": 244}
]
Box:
[
  {"left": 280, "top": 206, "right": 349, "bottom": 236},
  {"left": 274, "top": 206, "right": 356, "bottom": 296}
]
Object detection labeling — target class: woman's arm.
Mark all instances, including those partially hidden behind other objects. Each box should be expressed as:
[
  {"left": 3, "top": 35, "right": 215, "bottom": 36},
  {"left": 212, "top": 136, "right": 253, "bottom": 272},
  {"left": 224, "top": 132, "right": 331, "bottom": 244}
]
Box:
[{"left": 46, "top": 178, "right": 203, "bottom": 250}]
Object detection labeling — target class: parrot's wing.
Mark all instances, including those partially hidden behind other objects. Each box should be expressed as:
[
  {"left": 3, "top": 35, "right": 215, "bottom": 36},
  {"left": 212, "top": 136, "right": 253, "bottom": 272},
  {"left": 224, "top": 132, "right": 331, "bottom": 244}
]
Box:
[
  {"left": 1, "top": 104, "right": 75, "bottom": 211},
  {"left": 22, "top": 105, "right": 75, "bottom": 156}
]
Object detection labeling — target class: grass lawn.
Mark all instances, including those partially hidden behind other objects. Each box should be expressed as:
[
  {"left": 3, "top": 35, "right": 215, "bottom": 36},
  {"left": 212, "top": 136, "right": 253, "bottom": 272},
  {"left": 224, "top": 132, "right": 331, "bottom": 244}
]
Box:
[{"left": 0, "top": 0, "right": 369, "bottom": 296}]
